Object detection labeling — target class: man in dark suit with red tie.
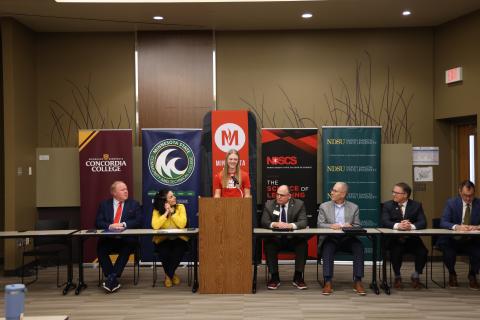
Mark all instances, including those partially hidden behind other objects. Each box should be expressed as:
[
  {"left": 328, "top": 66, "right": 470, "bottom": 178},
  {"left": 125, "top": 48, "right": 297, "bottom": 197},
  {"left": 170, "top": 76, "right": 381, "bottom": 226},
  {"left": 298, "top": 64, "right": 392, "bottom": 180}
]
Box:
[
  {"left": 261, "top": 185, "right": 308, "bottom": 290},
  {"left": 381, "top": 182, "right": 427, "bottom": 289},
  {"left": 96, "top": 181, "right": 143, "bottom": 292},
  {"left": 439, "top": 180, "right": 480, "bottom": 289}
]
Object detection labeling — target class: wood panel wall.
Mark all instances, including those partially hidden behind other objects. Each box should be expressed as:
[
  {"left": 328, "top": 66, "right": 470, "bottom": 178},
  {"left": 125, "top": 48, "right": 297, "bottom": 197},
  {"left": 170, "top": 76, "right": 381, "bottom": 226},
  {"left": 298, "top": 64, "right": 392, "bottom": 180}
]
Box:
[{"left": 137, "top": 31, "right": 214, "bottom": 136}]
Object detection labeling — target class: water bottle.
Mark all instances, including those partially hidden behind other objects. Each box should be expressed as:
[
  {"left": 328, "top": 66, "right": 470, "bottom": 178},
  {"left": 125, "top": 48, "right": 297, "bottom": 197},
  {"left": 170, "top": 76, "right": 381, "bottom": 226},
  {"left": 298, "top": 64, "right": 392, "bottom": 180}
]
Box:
[{"left": 4, "top": 284, "right": 25, "bottom": 320}]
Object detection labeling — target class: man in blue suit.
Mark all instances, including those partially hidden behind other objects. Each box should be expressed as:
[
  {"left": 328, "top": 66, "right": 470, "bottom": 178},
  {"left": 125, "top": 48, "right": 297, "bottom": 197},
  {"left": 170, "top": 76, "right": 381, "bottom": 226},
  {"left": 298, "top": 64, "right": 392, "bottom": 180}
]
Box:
[
  {"left": 439, "top": 180, "right": 480, "bottom": 289},
  {"left": 96, "top": 181, "right": 143, "bottom": 292}
]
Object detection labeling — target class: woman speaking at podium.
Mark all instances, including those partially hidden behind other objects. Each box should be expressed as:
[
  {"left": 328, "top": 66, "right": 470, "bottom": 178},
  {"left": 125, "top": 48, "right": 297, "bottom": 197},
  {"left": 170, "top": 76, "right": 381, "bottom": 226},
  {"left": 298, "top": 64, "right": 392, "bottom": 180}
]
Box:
[
  {"left": 151, "top": 189, "right": 188, "bottom": 288},
  {"left": 213, "top": 149, "right": 251, "bottom": 198}
]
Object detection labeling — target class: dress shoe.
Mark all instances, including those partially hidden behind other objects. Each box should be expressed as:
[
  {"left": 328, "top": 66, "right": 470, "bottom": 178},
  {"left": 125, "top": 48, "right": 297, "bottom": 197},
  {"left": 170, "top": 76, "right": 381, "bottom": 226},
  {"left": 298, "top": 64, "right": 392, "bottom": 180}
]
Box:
[
  {"left": 393, "top": 277, "right": 403, "bottom": 290},
  {"left": 448, "top": 273, "right": 458, "bottom": 288},
  {"left": 322, "top": 281, "right": 333, "bottom": 295},
  {"left": 172, "top": 274, "right": 181, "bottom": 285},
  {"left": 410, "top": 277, "right": 423, "bottom": 289},
  {"left": 292, "top": 278, "right": 308, "bottom": 290},
  {"left": 353, "top": 281, "right": 366, "bottom": 295},
  {"left": 164, "top": 275, "right": 173, "bottom": 288},
  {"left": 267, "top": 279, "right": 280, "bottom": 290},
  {"left": 468, "top": 275, "right": 480, "bottom": 291}
]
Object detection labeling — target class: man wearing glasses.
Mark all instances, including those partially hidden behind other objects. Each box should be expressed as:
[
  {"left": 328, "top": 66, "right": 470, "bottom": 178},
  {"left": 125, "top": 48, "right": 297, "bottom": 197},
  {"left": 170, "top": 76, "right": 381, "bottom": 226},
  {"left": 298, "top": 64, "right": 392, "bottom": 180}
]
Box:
[
  {"left": 438, "top": 180, "right": 480, "bottom": 289},
  {"left": 381, "top": 182, "right": 427, "bottom": 289},
  {"left": 261, "top": 184, "right": 308, "bottom": 290},
  {"left": 317, "top": 181, "right": 366, "bottom": 295}
]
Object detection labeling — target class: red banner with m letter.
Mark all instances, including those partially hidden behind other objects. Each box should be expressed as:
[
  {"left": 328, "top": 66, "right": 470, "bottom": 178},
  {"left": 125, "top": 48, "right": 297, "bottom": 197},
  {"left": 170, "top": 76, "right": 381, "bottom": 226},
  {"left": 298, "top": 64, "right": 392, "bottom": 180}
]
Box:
[
  {"left": 79, "top": 129, "right": 133, "bottom": 261},
  {"left": 211, "top": 110, "right": 250, "bottom": 193}
]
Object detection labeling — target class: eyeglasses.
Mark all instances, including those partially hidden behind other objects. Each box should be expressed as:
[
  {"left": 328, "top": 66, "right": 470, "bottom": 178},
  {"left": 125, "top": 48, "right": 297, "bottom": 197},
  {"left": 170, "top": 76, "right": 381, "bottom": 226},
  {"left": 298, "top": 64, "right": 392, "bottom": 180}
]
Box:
[
  {"left": 391, "top": 191, "right": 406, "bottom": 195},
  {"left": 276, "top": 193, "right": 289, "bottom": 197},
  {"left": 331, "top": 189, "right": 345, "bottom": 194}
]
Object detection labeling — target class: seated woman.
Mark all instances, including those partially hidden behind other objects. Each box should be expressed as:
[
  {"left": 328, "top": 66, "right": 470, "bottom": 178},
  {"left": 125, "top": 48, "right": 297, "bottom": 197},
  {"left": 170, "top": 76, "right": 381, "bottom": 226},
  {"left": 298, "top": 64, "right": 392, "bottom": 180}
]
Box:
[
  {"left": 213, "top": 149, "right": 251, "bottom": 198},
  {"left": 151, "top": 189, "right": 188, "bottom": 287}
]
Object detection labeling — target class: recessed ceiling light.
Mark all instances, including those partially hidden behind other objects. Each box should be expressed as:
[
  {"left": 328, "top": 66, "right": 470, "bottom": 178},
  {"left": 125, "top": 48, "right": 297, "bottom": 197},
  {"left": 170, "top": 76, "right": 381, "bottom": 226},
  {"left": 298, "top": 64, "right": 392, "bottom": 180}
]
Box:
[
  {"left": 302, "top": 13, "right": 313, "bottom": 19},
  {"left": 402, "top": 10, "right": 411, "bottom": 16},
  {"left": 153, "top": 16, "right": 164, "bottom": 21}
]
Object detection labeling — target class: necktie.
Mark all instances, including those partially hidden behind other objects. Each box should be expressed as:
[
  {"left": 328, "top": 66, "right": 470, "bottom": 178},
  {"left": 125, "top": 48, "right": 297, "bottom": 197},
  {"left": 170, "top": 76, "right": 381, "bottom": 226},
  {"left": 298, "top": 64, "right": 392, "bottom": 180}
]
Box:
[
  {"left": 114, "top": 202, "right": 123, "bottom": 224},
  {"left": 463, "top": 204, "right": 471, "bottom": 225},
  {"left": 280, "top": 205, "right": 287, "bottom": 223},
  {"left": 400, "top": 204, "right": 405, "bottom": 218}
]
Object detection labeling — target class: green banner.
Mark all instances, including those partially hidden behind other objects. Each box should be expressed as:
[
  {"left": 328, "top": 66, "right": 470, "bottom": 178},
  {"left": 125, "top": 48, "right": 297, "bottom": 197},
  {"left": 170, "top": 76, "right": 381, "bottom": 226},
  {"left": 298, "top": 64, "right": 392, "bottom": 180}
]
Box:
[{"left": 322, "top": 126, "right": 381, "bottom": 260}]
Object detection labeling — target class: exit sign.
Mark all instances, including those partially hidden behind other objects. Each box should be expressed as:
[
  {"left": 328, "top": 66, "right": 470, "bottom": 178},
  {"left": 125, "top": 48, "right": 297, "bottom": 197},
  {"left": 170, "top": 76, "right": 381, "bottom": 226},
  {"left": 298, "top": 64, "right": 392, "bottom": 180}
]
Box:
[{"left": 445, "top": 67, "right": 463, "bottom": 84}]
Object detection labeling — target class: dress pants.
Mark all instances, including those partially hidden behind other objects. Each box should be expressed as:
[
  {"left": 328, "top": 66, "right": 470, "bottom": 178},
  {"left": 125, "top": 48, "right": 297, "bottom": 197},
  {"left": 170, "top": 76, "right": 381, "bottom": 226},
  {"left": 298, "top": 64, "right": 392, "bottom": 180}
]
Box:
[
  {"left": 97, "top": 236, "right": 138, "bottom": 278},
  {"left": 388, "top": 236, "right": 428, "bottom": 276},
  {"left": 439, "top": 236, "right": 480, "bottom": 275},
  {"left": 321, "top": 235, "right": 364, "bottom": 279},
  {"left": 155, "top": 238, "right": 188, "bottom": 279},
  {"left": 264, "top": 237, "right": 308, "bottom": 275}
]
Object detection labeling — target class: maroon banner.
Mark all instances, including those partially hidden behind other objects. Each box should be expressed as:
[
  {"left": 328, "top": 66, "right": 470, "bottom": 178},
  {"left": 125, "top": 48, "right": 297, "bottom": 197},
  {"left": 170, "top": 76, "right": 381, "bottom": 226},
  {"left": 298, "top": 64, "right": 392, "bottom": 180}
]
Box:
[{"left": 79, "top": 129, "right": 133, "bottom": 261}]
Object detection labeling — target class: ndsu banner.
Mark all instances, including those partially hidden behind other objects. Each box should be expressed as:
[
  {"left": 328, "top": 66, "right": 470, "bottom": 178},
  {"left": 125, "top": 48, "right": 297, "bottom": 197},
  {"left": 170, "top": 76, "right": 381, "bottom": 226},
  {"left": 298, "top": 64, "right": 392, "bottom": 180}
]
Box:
[
  {"left": 142, "top": 129, "right": 201, "bottom": 261},
  {"left": 262, "top": 128, "right": 318, "bottom": 258},
  {"left": 322, "top": 126, "right": 381, "bottom": 260},
  {"left": 79, "top": 129, "right": 133, "bottom": 262},
  {"left": 211, "top": 110, "right": 249, "bottom": 192}
]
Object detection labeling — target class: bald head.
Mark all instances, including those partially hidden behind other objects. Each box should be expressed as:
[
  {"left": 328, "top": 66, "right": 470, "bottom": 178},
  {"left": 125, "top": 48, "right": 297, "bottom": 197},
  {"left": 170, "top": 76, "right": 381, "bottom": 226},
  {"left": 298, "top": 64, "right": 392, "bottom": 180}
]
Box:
[
  {"left": 330, "top": 182, "right": 348, "bottom": 204},
  {"left": 276, "top": 185, "right": 291, "bottom": 205}
]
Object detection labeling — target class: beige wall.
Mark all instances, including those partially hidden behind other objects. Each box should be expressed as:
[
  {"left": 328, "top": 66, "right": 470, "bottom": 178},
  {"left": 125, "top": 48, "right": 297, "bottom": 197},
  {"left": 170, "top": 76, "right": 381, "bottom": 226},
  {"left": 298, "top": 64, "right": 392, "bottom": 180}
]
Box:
[
  {"left": 433, "top": 10, "right": 480, "bottom": 218},
  {"left": 435, "top": 11, "right": 480, "bottom": 120},
  {"left": 36, "top": 32, "right": 135, "bottom": 147},
  {"left": 2, "top": 18, "right": 38, "bottom": 270},
  {"left": 216, "top": 29, "right": 435, "bottom": 217}
]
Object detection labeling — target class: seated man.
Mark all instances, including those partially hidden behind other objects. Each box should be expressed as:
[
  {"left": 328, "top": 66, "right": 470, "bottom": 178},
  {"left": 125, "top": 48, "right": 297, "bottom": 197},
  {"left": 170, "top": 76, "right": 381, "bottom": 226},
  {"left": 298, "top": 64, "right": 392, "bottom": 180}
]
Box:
[
  {"left": 381, "top": 182, "right": 428, "bottom": 289},
  {"left": 438, "top": 180, "right": 480, "bottom": 290},
  {"left": 318, "top": 181, "right": 366, "bottom": 296},
  {"left": 96, "top": 181, "right": 143, "bottom": 292},
  {"left": 261, "top": 184, "right": 308, "bottom": 290}
]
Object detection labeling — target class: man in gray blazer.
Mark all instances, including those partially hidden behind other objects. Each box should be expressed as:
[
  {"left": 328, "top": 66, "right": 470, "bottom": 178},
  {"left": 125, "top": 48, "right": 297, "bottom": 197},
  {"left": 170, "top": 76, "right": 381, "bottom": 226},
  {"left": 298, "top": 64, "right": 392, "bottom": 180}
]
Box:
[
  {"left": 317, "top": 182, "right": 366, "bottom": 295},
  {"left": 261, "top": 185, "right": 308, "bottom": 290}
]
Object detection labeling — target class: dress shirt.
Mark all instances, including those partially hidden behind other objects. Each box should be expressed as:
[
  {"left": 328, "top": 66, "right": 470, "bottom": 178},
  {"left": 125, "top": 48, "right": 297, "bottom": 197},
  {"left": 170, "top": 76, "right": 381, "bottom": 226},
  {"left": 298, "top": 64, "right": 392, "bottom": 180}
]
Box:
[
  {"left": 334, "top": 202, "right": 345, "bottom": 225},
  {"left": 393, "top": 200, "right": 416, "bottom": 230},
  {"left": 452, "top": 201, "right": 472, "bottom": 230},
  {"left": 269, "top": 200, "right": 298, "bottom": 229}
]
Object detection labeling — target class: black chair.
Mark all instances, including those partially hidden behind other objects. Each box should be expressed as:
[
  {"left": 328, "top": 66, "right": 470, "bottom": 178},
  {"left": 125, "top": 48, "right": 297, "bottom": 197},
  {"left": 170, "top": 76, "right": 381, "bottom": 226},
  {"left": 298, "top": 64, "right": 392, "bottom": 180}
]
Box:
[
  {"left": 430, "top": 218, "right": 472, "bottom": 288},
  {"left": 386, "top": 242, "right": 429, "bottom": 288},
  {"left": 21, "top": 219, "right": 69, "bottom": 287},
  {"left": 97, "top": 240, "right": 141, "bottom": 286}
]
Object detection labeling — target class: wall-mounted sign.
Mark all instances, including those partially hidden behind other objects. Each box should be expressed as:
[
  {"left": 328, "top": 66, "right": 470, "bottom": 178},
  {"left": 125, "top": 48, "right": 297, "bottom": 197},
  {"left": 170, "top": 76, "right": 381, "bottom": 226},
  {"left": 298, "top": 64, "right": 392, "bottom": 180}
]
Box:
[
  {"left": 413, "top": 147, "right": 439, "bottom": 165},
  {"left": 445, "top": 67, "right": 463, "bottom": 84}
]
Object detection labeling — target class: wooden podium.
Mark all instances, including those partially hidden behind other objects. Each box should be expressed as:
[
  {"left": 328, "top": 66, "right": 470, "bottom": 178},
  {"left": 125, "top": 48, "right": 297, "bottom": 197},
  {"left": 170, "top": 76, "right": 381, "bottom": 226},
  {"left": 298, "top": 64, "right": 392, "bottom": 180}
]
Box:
[{"left": 199, "top": 197, "right": 252, "bottom": 293}]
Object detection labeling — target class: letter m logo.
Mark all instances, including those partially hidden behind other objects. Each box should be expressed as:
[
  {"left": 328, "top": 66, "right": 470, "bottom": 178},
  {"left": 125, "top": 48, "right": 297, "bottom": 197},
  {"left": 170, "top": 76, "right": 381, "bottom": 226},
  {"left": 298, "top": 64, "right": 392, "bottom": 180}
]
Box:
[{"left": 221, "top": 130, "right": 238, "bottom": 146}]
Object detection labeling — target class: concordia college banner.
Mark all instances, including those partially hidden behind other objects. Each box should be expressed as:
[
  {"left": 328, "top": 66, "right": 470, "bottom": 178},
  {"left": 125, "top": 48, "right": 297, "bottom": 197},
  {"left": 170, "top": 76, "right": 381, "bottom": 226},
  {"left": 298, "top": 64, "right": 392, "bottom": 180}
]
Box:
[
  {"left": 322, "top": 126, "right": 381, "bottom": 259},
  {"left": 262, "top": 128, "right": 318, "bottom": 257},
  {"left": 142, "top": 129, "right": 202, "bottom": 261},
  {"left": 211, "top": 110, "right": 249, "bottom": 191},
  {"left": 79, "top": 129, "right": 133, "bottom": 262}
]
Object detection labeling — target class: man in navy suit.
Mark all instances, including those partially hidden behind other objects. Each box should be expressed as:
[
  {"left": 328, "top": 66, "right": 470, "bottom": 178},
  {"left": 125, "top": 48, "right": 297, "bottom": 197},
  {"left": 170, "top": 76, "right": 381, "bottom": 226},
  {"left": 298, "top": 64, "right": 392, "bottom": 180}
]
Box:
[
  {"left": 96, "top": 181, "right": 143, "bottom": 292},
  {"left": 381, "top": 182, "right": 427, "bottom": 289},
  {"left": 439, "top": 180, "right": 480, "bottom": 289}
]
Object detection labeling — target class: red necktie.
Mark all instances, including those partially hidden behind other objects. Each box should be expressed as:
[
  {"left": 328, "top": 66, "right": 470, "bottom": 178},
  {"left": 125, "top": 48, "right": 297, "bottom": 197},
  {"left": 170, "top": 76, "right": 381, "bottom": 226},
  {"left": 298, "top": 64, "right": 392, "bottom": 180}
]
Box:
[{"left": 113, "top": 202, "right": 123, "bottom": 224}]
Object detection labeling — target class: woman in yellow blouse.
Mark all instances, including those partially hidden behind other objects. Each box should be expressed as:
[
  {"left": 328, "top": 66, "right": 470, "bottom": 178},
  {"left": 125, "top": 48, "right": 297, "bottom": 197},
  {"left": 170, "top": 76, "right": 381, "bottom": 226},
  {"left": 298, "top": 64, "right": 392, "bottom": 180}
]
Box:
[{"left": 151, "top": 189, "right": 188, "bottom": 287}]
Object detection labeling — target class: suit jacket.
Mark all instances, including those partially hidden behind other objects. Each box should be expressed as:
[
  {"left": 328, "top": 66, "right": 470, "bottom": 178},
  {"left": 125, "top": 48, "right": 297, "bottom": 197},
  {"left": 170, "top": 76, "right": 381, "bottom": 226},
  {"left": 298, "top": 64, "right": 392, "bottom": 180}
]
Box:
[
  {"left": 317, "top": 200, "right": 360, "bottom": 249},
  {"left": 261, "top": 198, "right": 308, "bottom": 229},
  {"left": 381, "top": 199, "right": 426, "bottom": 229},
  {"left": 440, "top": 196, "right": 480, "bottom": 230},
  {"left": 95, "top": 198, "right": 143, "bottom": 230}
]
